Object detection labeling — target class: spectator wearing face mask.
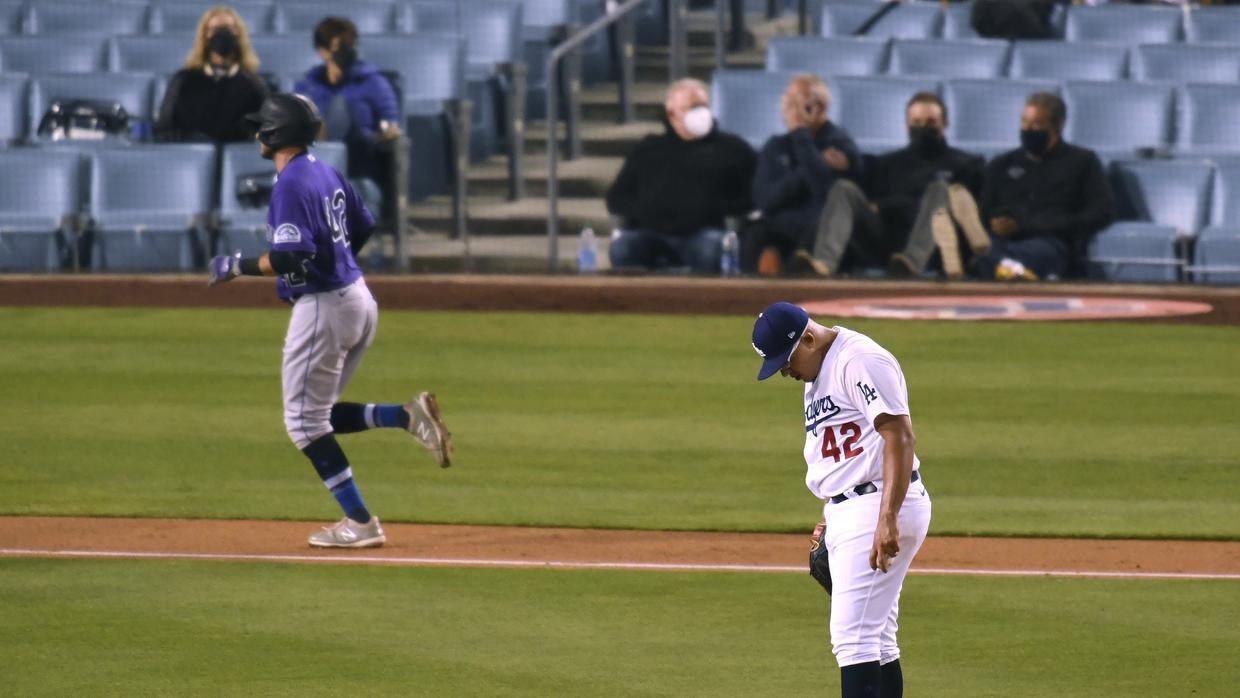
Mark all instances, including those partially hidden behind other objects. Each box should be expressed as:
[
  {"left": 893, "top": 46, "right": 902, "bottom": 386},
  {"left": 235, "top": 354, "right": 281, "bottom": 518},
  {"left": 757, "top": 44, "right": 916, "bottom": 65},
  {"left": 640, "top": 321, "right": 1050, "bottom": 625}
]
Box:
[
  {"left": 800, "top": 92, "right": 987, "bottom": 279},
  {"left": 154, "top": 5, "right": 269, "bottom": 143},
  {"left": 294, "top": 17, "right": 401, "bottom": 226},
  {"left": 742, "top": 74, "right": 861, "bottom": 276},
  {"left": 606, "top": 78, "right": 757, "bottom": 273},
  {"left": 973, "top": 92, "right": 1114, "bottom": 280}
]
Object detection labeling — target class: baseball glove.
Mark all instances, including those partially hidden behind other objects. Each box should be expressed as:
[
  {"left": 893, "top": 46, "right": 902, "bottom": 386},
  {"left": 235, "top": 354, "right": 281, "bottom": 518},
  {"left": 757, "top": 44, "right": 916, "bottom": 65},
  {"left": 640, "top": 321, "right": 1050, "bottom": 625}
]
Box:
[{"left": 809, "top": 519, "right": 832, "bottom": 596}]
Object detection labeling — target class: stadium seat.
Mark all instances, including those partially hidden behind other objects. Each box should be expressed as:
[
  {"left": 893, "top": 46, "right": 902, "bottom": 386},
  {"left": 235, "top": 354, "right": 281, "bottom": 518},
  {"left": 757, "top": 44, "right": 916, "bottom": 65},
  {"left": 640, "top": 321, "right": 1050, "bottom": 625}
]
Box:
[
  {"left": 0, "top": 149, "right": 83, "bottom": 272},
  {"left": 889, "top": 39, "right": 1008, "bottom": 79},
  {"left": 821, "top": 2, "right": 942, "bottom": 39},
  {"left": 1064, "top": 5, "right": 1183, "bottom": 44},
  {"left": 109, "top": 36, "right": 198, "bottom": 74},
  {"left": 1132, "top": 45, "right": 1240, "bottom": 84},
  {"left": 1, "top": 1, "right": 25, "bottom": 35},
  {"left": 1195, "top": 162, "right": 1240, "bottom": 282},
  {"left": 249, "top": 35, "right": 321, "bottom": 82},
  {"left": 941, "top": 1, "right": 979, "bottom": 40},
  {"left": 149, "top": 2, "right": 274, "bottom": 35},
  {"left": 1089, "top": 161, "right": 1212, "bottom": 283},
  {"left": 0, "top": 74, "right": 28, "bottom": 145},
  {"left": 943, "top": 78, "right": 1057, "bottom": 154},
  {"left": 711, "top": 70, "right": 798, "bottom": 150},
  {"left": 88, "top": 145, "right": 216, "bottom": 271},
  {"left": 831, "top": 75, "right": 940, "bottom": 153},
  {"left": 1008, "top": 41, "right": 1128, "bottom": 82},
  {"left": 1185, "top": 7, "right": 1240, "bottom": 44},
  {"left": 765, "top": 36, "right": 888, "bottom": 78},
  {"left": 0, "top": 37, "right": 109, "bottom": 73},
  {"left": 1063, "top": 81, "right": 1174, "bottom": 157},
  {"left": 29, "top": 73, "right": 155, "bottom": 140},
  {"left": 1176, "top": 85, "right": 1240, "bottom": 157},
  {"left": 274, "top": 1, "right": 401, "bottom": 35},
  {"left": 26, "top": 1, "right": 150, "bottom": 36}
]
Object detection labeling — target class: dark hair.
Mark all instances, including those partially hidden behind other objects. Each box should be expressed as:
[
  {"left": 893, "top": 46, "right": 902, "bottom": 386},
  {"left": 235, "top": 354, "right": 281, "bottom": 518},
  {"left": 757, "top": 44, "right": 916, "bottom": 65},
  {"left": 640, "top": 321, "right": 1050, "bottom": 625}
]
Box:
[
  {"left": 906, "top": 91, "right": 947, "bottom": 123},
  {"left": 1025, "top": 92, "right": 1066, "bottom": 130},
  {"left": 313, "top": 17, "right": 358, "bottom": 51}
]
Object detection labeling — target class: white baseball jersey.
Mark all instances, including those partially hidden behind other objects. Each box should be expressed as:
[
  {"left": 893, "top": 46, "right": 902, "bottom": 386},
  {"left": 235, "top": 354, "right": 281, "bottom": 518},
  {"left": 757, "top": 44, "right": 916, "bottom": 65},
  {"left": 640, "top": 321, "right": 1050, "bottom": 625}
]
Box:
[{"left": 802, "top": 326, "right": 919, "bottom": 499}]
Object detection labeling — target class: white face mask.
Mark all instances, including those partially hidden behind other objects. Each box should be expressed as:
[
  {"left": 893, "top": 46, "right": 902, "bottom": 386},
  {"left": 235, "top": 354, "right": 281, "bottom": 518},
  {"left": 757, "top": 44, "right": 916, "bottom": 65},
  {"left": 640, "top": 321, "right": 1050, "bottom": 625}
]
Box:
[{"left": 681, "top": 106, "right": 713, "bottom": 139}]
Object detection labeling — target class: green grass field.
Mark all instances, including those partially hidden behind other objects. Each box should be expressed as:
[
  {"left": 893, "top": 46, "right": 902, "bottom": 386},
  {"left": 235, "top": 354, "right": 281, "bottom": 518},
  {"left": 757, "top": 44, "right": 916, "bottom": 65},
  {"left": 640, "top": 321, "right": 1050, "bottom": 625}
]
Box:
[
  {"left": 1, "top": 558, "right": 1235, "bottom": 697},
  {"left": 1, "top": 307, "right": 1238, "bottom": 538}
]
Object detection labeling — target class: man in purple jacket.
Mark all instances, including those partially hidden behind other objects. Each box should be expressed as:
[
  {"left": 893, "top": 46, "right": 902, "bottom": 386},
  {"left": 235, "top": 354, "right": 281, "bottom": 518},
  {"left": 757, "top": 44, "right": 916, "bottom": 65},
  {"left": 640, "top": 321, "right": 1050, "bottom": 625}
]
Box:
[
  {"left": 294, "top": 17, "right": 401, "bottom": 226},
  {"left": 207, "top": 93, "right": 452, "bottom": 548}
]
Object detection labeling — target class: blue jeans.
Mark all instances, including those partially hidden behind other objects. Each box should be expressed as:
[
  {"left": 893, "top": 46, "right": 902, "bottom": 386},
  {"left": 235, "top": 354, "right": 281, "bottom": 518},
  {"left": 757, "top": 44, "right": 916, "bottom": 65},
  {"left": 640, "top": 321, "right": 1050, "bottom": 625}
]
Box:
[
  {"left": 608, "top": 228, "right": 726, "bottom": 273},
  {"left": 971, "top": 235, "right": 1070, "bottom": 279}
]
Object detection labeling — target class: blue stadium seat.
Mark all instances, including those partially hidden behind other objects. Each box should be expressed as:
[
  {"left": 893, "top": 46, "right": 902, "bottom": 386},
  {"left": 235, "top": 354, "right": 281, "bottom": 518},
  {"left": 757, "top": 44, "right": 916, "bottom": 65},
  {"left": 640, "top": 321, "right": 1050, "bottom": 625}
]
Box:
[
  {"left": 110, "top": 36, "right": 198, "bottom": 74},
  {"left": 1063, "top": 81, "right": 1174, "bottom": 157},
  {"left": 1185, "top": 7, "right": 1240, "bottom": 44},
  {"left": 831, "top": 75, "right": 940, "bottom": 153},
  {"left": 0, "top": 149, "right": 83, "bottom": 271},
  {"left": 889, "top": 39, "right": 1008, "bottom": 79},
  {"left": 29, "top": 73, "right": 155, "bottom": 140},
  {"left": 274, "top": 1, "right": 401, "bottom": 35},
  {"left": 711, "top": 70, "right": 798, "bottom": 151},
  {"left": 149, "top": 2, "right": 274, "bottom": 35},
  {"left": 0, "top": 37, "right": 109, "bottom": 73},
  {"left": 943, "top": 79, "right": 1058, "bottom": 154},
  {"left": 1132, "top": 45, "right": 1240, "bottom": 84},
  {"left": 1089, "top": 161, "right": 1212, "bottom": 283},
  {"left": 1, "top": 1, "right": 25, "bottom": 35},
  {"left": 941, "top": 1, "right": 978, "bottom": 40},
  {"left": 1009, "top": 41, "right": 1127, "bottom": 81},
  {"left": 1176, "top": 85, "right": 1240, "bottom": 157},
  {"left": 765, "top": 36, "right": 888, "bottom": 78},
  {"left": 1192, "top": 226, "right": 1240, "bottom": 284},
  {"left": 821, "top": 2, "right": 942, "bottom": 39},
  {"left": 249, "top": 35, "right": 321, "bottom": 81},
  {"left": 0, "top": 74, "right": 28, "bottom": 145},
  {"left": 1064, "top": 5, "right": 1183, "bottom": 44},
  {"left": 89, "top": 145, "right": 216, "bottom": 271},
  {"left": 26, "top": 1, "right": 150, "bottom": 36}
]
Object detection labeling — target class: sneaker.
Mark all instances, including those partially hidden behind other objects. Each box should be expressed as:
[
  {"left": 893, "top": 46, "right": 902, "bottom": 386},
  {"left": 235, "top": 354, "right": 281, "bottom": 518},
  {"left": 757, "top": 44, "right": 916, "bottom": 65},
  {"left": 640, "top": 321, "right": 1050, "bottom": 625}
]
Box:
[
  {"left": 994, "top": 257, "right": 1038, "bottom": 282},
  {"left": 308, "top": 517, "right": 385, "bottom": 548},
  {"left": 790, "top": 249, "right": 831, "bottom": 278},
  {"left": 404, "top": 391, "right": 453, "bottom": 467},
  {"left": 757, "top": 247, "right": 782, "bottom": 277},
  {"left": 946, "top": 184, "right": 992, "bottom": 256},
  {"left": 887, "top": 252, "right": 919, "bottom": 278},
  {"left": 929, "top": 208, "right": 964, "bottom": 279}
]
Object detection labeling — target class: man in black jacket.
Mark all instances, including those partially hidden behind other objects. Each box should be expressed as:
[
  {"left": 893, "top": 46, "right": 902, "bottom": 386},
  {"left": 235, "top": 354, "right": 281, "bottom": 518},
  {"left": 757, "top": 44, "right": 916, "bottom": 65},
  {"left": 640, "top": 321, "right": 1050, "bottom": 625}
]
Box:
[
  {"left": 973, "top": 92, "right": 1114, "bottom": 280},
  {"left": 805, "top": 92, "right": 989, "bottom": 279},
  {"left": 742, "top": 74, "right": 862, "bottom": 276},
  {"left": 606, "top": 79, "right": 757, "bottom": 273}
]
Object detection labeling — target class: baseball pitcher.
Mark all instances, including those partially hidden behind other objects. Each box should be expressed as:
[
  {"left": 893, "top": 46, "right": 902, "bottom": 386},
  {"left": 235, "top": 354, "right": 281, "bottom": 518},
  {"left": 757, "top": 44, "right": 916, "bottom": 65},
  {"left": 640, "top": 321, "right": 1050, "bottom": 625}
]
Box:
[
  {"left": 752, "top": 302, "right": 931, "bottom": 698},
  {"left": 207, "top": 93, "right": 452, "bottom": 548}
]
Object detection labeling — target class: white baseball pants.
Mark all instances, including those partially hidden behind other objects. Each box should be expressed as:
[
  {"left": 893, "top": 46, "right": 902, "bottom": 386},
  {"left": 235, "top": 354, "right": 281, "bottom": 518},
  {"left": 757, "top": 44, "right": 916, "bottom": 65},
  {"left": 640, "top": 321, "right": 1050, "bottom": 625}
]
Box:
[
  {"left": 281, "top": 279, "right": 378, "bottom": 449},
  {"left": 823, "top": 478, "right": 932, "bottom": 668}
]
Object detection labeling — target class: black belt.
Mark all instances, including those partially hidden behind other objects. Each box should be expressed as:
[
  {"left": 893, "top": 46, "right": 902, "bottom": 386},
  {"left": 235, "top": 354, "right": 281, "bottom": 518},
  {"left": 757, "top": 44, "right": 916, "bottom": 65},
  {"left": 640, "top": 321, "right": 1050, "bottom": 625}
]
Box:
[{"left": 829, "top": 470, "right": 920, "bottom": 504}]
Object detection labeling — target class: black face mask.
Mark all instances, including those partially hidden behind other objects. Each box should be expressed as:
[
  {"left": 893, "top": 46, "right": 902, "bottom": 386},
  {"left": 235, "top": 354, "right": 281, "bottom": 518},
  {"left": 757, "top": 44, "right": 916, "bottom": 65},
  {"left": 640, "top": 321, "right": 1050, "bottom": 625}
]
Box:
[
  {"left": 908, "top": 126, "right": 945, "bottom": 157},
  {"left": 332, "top": 45, "right": 358, "bottom": 77},
  {"left": 207, "top": 28, "right": 240, "bottom": 60},
  {"left": 1021, "top": 129, "right": 1051, "bottom": 156}
]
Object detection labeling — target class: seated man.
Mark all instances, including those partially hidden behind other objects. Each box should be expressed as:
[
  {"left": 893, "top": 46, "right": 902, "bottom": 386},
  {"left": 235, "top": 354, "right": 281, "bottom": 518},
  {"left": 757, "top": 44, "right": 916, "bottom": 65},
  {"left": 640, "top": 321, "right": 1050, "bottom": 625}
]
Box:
[
  {"left": 973, "top": 92, "right": 1114, "bottom": 280},
  {"left": 742, "top": 74, "right": 862, "bottom": 277},
  {"left": 606, "top": 79, "right": 757, "bottom": 273},
  {"left": 804, "top": 92, "right": 988, "bottom": 279}
]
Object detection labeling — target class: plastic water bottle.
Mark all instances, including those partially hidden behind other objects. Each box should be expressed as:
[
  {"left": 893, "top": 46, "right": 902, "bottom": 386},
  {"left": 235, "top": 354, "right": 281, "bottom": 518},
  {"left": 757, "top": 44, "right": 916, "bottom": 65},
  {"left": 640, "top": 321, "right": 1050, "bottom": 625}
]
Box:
[
  {"left": 720, "top": 230, "right": 739, "bottom": 276},
  {"left": 577, "top": 226, "right": 598, "bottom": 273}
]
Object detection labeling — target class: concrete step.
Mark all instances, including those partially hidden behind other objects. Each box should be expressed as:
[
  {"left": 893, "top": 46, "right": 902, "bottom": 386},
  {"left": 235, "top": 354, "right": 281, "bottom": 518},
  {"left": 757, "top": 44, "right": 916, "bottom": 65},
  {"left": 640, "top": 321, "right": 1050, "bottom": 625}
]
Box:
[
  {"left": 523, "top": 119, "right": 662, "bottom": 158},
  {"left": 409, "top": 195, "right": 611, "bottom": 237},
  {"left": 635, "top": 50, "right": 765, "bottom": 82},
  {"left": 580, "top": 81, "right": 667, "bottom": 121},
  {"left": 466, "top": 154, "right": 623, "bottom": 198}
]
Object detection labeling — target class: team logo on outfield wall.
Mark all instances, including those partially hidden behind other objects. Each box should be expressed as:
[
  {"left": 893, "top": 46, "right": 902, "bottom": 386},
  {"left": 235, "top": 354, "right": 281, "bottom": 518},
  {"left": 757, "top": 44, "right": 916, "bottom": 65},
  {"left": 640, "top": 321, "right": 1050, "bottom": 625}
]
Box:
[{"left": 799, "top": 296, "right": 1213, "bottom": 322}]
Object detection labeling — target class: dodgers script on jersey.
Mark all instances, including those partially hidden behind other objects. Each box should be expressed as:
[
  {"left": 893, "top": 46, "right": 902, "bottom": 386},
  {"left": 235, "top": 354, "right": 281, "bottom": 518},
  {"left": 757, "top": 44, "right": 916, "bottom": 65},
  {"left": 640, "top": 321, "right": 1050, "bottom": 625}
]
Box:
[
  {"left": 268, "top": 152, "right": 374, "bottom": 301},
  {"left": 802, "top": 327, "right": 920, "bottom": 499}
]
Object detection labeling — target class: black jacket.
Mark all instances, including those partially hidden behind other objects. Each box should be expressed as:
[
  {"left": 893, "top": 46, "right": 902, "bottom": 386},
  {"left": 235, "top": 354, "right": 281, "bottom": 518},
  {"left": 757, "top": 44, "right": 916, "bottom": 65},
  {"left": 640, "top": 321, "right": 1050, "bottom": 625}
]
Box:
[
  {"left": 155, "top": 68, "right": 269, "bottom": 144},
  {"left": 980, "top": 141, "right": 1115, "bottom": 243},
  {"left": 868, "top": 142, "right": 985, "bottom": 235},
  {"left": 752, "top": 122, "right": 862, "bottom": 229},
  {"left": 606, "top": 121, "right": 757, "bottom": 235}
]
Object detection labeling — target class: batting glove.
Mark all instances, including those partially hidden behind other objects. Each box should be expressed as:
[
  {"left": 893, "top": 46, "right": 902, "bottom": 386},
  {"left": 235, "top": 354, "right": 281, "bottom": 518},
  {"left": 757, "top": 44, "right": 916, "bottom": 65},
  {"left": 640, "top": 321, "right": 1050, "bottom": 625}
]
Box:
[{"left": 207, "top": 251, "right": 241, "bottom": 287}]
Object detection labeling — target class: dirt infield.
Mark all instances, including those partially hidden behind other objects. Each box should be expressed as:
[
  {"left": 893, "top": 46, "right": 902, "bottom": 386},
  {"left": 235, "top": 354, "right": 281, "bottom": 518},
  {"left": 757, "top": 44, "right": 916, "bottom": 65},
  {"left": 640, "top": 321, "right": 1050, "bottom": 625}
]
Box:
[
  {"left": 3, "top": 274, "right": 1240, "bottom": 324},
  {"left": 2, "top": 517, "right": 1238, "bottom": 579}
]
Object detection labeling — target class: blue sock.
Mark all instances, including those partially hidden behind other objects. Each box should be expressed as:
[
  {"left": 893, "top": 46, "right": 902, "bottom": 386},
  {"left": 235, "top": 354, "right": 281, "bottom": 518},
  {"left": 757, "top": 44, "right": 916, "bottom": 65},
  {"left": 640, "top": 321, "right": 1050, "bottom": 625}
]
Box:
[
  {"left": 301, "top": 434, "right": 371, "bottom": 523},
  {"left": 369, "top": 404, "right": 409, "bottom": 429},
  {"left": 330, "top": 480, "right": 371, "bottom": 524}
]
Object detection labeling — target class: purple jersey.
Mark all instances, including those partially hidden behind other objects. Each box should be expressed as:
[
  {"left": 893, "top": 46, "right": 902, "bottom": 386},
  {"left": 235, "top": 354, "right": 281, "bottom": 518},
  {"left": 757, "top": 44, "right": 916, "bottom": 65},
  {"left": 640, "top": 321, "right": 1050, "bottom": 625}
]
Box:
[{"left": 267, "top": 152, "right": 374, "bottom": 300}]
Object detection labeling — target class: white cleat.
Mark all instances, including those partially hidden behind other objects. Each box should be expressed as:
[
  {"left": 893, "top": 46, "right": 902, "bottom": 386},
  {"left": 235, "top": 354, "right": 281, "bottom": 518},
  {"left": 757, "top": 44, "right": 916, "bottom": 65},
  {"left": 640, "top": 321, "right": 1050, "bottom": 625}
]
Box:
[
  {"left": 308, "top": 517, "right": 386, "bottom": 548},
  {"left": 403, "top": 391, "right": 453, "bottom": 468}
]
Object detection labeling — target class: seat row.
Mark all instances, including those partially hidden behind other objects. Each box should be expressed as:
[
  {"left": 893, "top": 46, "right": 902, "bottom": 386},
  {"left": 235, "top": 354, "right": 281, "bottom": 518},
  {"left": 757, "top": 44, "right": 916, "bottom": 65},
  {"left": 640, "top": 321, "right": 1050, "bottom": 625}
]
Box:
[
  {"left": 818, "top": 1, "right": 1240, "bottom": 45},
  {"left": 712, "top": 71, "right": 1240, "bottom": 162},
  {"left": 769, "top": 37, "right": 1240, "bottom": 85},
  {"left": 0, "top": 142, "right": 347, "bottom": 273}
]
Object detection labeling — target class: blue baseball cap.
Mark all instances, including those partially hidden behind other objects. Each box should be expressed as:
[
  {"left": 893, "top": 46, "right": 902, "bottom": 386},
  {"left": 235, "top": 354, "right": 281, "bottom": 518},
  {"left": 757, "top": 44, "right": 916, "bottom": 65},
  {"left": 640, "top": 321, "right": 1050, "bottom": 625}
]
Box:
[{"left": 751, "top": 302, "right": 810, "bottom": 381}]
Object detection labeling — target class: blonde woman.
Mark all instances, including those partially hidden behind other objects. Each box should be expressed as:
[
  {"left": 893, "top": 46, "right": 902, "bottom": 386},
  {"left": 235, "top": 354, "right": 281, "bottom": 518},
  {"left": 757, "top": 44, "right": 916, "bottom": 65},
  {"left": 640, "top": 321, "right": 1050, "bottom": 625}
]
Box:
[{"left": 154, "top": 5, "right": 269, "bottom": 143}]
